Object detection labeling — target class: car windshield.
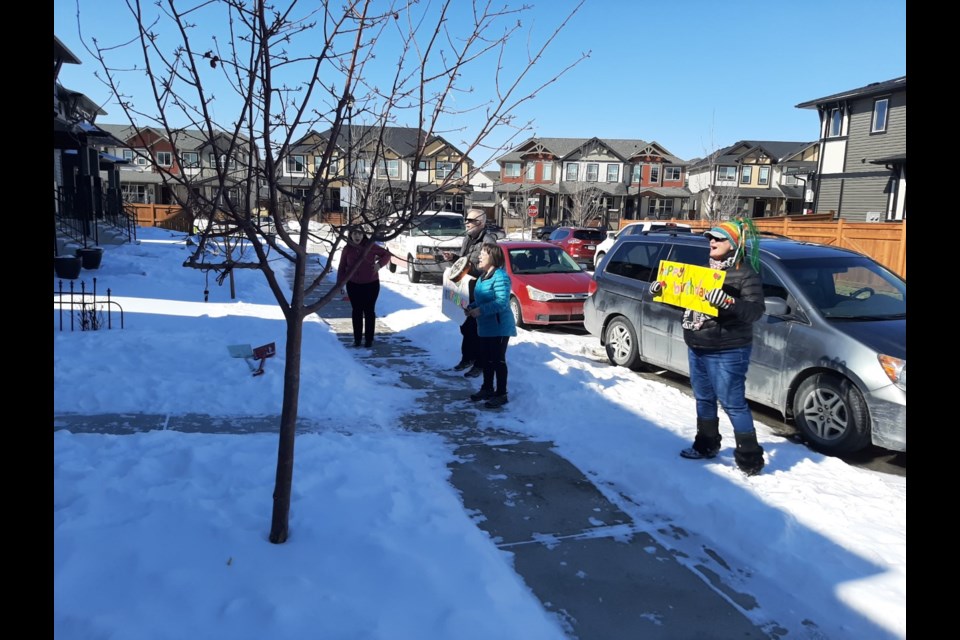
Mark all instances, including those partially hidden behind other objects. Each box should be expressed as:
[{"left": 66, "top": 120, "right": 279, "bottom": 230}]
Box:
[
  {"left": 573, "top": 229, "right": 605, "bottom": 242},
  {"left": 508, "top": 247, "right": 584, "bottom": 274},
  {"left": 410, "top": 215, "right": 466, "bottom": 237},
  {"left": 781, "top": 256, "right": 906, "bottom": 320}
]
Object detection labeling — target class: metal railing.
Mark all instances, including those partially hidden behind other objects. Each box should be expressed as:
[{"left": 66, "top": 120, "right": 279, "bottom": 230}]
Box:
[{"left": 54, "top": 185, "right": 137, "bottom": 254}]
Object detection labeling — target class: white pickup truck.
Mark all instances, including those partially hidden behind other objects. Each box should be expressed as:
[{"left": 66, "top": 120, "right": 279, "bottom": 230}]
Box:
[{"left": 385, "top": 211, "right": 467, "bottom": 282}]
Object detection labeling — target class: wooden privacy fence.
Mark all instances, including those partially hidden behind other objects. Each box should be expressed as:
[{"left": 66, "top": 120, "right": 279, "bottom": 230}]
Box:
[
  {"left": 130, "top": 204, "right": 347, "bottom": 233},
  {"left": 629, "top": 216, "right": 906, "bottom": 280}
]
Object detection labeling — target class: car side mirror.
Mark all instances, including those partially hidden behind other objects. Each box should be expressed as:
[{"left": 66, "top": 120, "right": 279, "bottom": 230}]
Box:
[{"left": 763, "top": 297, "right": 788, "bottom": 316}]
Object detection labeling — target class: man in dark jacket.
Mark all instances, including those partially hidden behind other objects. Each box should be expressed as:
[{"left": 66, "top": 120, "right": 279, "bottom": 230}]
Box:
[
  {"left": 442, "top": 209, "right": 500, "bottom": 377},
  {"left": 649, "top": 218, "right": 766, "bottom": 475}
]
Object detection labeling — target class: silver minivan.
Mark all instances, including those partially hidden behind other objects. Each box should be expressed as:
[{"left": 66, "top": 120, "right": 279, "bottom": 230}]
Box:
[{"left": 583, "top": 232, "right": 906, "bottom": 455}]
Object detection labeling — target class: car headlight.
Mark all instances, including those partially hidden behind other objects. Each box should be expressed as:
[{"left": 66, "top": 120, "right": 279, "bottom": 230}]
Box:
[
  {"left": 526, "top": 285, "right": 553, "bottom": 302},
  {"left": 878, "top": 354, "right": 906, "bottom": 392}
]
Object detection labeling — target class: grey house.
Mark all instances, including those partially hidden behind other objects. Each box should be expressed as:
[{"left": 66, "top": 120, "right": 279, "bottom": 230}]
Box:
[{"left": 796, "top": 76, "right": 906, "bottom": 221}]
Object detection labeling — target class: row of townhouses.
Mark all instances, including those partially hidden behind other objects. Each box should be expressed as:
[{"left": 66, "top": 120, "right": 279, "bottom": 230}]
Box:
[{"left": 55, "top": 33, "right": 906, "bottom": 251}]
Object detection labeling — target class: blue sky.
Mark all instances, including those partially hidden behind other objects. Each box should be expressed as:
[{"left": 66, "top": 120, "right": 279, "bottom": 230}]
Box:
[{"left": 54, "top": 0, "right": 906, "bottom": 166}]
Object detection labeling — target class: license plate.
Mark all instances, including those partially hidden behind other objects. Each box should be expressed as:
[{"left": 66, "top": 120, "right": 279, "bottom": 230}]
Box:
[{"left": 585, "top": 245, "right": 596, "bottom": 250}]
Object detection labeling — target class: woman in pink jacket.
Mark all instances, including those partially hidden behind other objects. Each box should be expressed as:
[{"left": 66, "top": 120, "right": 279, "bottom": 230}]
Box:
[{"left": 336, "top": 226, "right": 391, "bottom": 348}]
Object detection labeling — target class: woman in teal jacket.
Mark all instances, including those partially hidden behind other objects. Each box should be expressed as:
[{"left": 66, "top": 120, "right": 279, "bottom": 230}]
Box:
[{"left": 465, "top": 243, "right": 516, "bottom": 408}]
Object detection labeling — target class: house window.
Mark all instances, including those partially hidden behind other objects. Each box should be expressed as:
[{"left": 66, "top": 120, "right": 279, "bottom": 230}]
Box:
[
  {"left": 740, "top": 166, "right": 753, "bottom": 184},
  {"left": 376, "top": 159, "right": 400, "bottom": 178},
  {"left": 209, "top": 153, "right": 234, "bottom": 168},
  {"left": 872, "top": 98, "right": 889, "bottom": 133},
  {"left": 181, "top": 152, "right": 200, "bottom": 168},
  {"left": 122, "top": 149, "right": 134, "bottom": 162},
  {"left": 649, "top": 165, "right": 660, "bottom": 183},
  {"left": 664, "top": 166, "right": 681, "bottom": 181},
  {"left": 525, "top": 163, "right": 535, "bottom": 180},
  {"left": 294, "top": 188, "right": 310, "bottom": 200},
  {"left": 508, "top": 194, "right": 525, "bottom": 215},
  {"left": 156, "top": 151, "right": 172, "bottom": 166},
  {"left": 586, "top": 163, "right": 599, "bottom": 182},
  {"left": 436, "top": 161, "right": 460, "bottom": 179},
  {"left": 132, "top": 149, "right": 149, "bottom": 166},
  {"left": 565, "top": 163, "right": 579, "bottom": 181},
  {"left": 648, "top": 199, "right": 673, "bottom": 217},
  {"left": 354, "top": 158, "right": 367, "bottom": 175},
  {"left": 543, "top": 162, "right": 553, "bottom": 181},
  {"left": 287, "top": 155, "right": 306, "bottom": 173},
  {"left": 829, "top": 108, "right": 842, "bottom": 137},
  {"left": 758, "top": 166, "right": 770, "bottom": 185},
  {"left": 121, "top": 184, "right": 152, "bottom": 204},
  {"left": 716, "top": 166, "right": 737, "bottom": 182},
  {"left": 632, "top": 164, "right": 641, "bottom": 183},
  {"left": 417, "top": 159, "right": 429, "bottom": 172},
  {"left": 432, "top": 194, "right": 464, "bottom": 212},
  {"left": 606, "top": 164, "right": 620, "bottom": 182},
  {"left": 504, "top": 162, "right": 521, "bottom": 178}
]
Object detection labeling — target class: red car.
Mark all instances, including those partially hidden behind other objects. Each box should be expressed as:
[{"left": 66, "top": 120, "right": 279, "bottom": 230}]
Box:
[
  {"left": 499, "top": 240, "right": 594, "bottom": 328},
  {"left": 547, "top": 226, "right": 606, "bottom": 267}
]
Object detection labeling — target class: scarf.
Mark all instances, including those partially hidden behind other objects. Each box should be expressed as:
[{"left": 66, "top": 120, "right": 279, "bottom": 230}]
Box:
[{"left": 681, "top": 254, "right": 737, "bottom": 331}]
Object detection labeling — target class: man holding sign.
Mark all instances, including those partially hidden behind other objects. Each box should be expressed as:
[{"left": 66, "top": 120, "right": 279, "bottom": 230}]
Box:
[{"left": 649, "top": 218, "right": 767, "bottom": 476}]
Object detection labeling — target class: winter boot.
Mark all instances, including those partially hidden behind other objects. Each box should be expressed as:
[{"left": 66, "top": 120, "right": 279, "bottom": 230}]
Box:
[
  {"left": 733, "top": 431, "right": 765, "bottom": 476},
  {"left": 680, "top": 418, "right": 722, "bottom": 459}
]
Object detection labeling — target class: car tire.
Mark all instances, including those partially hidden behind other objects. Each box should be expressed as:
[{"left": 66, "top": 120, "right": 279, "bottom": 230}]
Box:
[
  {"left": 406, "top": 255, "right": 421, "bottom": 283},
  {"left": 510, "top": 296, "right": 525, "bottom": 329},
  {"left": 604, "top": 316, "right": 643, "bottom": 371},
  {"left": 793, "top": 373, "right": 871, "bottom": 455}
]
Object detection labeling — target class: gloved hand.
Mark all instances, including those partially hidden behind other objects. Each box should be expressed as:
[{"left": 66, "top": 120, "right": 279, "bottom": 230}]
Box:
[
  {"left": 649, "top": 280, "right": 664, "bottom": 296},
  {"left": 704, "top": 288, "right": 735, "bottom": 309}
]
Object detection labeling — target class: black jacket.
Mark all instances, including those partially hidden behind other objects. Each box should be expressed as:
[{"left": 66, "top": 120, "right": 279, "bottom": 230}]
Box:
[
  {"left": 683, "top": 263, "right": 764, "bottom": 350},
  {"left": 458, "top": 228, "right": 500, "bottom": 277}
]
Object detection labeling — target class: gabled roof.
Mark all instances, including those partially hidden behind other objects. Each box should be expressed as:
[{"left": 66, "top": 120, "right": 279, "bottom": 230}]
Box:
[
  {"left": 302, "top": 126, "right": 468, "bottom": 161},
  {"left": 498, "top": 137, "right": 685, "bottom": 164},
  {"left": 96, "top": 124, "right": 251, "bottom": 152},
  {"left": 795, "top": 76, "right": 906, "bottom": 109},
  {"left": 688, "top": 140, "right": 814, "bottom": 169},
  {"left": 55, "top": 36, "right": 81, "bottom": 65}
]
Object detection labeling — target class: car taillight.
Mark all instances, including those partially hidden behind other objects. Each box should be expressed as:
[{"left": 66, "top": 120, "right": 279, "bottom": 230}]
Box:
[{"left": 587, "top": 278, "right": 597, "bottom": 296}]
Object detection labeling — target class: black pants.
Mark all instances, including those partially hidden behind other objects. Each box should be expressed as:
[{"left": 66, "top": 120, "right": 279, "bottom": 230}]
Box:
[
  {"left": 346, "top": 280, "right": 380, "bottom": 345},
  {"left": 460, "top": 315, "right": 480, "bottom": 362},
  {"left": 477, "top": 336, "right": 510, "bottom": 394}
]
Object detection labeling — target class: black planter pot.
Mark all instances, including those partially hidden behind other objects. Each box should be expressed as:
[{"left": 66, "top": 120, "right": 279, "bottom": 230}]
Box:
[
  {"left": 54, "top": 255, "right": 83, "bottom": 280},
  {"left": 76, "top": 247, "right": 104, "bottom": 270}
]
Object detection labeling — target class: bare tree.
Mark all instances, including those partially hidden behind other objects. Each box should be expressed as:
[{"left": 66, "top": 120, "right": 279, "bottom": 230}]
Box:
[
  {"left": 74, "top": 0, "right": 587, "bottom": 543},
  {"left": 561, "top": 182, "right": 605, "bottom": 226}
]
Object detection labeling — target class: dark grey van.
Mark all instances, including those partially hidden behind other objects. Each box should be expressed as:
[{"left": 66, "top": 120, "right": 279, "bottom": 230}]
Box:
[{"left": 583, "top": 232, "right": 906, "bottom": 455}]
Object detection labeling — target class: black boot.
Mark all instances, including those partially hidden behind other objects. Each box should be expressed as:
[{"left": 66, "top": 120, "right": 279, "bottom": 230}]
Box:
[
  {"left": 680, "top": 418, "right": 721, "bottom": 459},
  {"left": 734, "top": 431, "right": 765, "bottom": 476}
]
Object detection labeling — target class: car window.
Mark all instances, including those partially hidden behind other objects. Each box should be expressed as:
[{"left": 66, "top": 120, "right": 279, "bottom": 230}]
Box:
[
  {"left": 411, "top": 216, "right": 465, "bottom": 237},
  {"left": 665, "top": 243, "right": 707, "bottom": 267},
  {"left": 761, "top": 268, "right": 789, "bottom": 301},
  {"left": 549, "top": 229, "right": 567, "bottom": 241},
  {"left": 605, "top": 241, "right": 664, "bottom": 282},
  {"left": 574, "top": 229, "right": 605, "bottom": 242},
  {"left": 781, "top": 257, "right": 905, "bottom": 319}
]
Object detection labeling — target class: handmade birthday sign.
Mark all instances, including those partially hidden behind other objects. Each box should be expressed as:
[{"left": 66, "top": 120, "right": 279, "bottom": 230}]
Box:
[
  {"left": 441, "top": 266, "right": 474, "bottom": 323},
  {"left": 652, "top": 260, "right": 726, "bottom": 316}
]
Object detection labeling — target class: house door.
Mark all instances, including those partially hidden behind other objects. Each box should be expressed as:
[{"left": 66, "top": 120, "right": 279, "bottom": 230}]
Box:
[{"left": 753, "top": 199, "right": 767, "bottom": 218}]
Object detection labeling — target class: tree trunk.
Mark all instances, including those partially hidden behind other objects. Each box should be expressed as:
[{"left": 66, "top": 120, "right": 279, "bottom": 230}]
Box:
[{"left": 269, "top": 274, "right": 306, "bottom": 543}]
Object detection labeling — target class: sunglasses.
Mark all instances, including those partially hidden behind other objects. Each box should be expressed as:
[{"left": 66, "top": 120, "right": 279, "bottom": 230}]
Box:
[{"left": 466, "top": 218, "right": 482, "bottom": 225}]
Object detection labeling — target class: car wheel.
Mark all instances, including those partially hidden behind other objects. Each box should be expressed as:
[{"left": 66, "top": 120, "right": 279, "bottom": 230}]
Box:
[
  {"left": 604, "top": 316, "right": 643, "bottom": 371},
  {"left": 793, "top": 373, "right": 871, "bottom": 454},
  {"left": 406, "top": 255, "right": 421, "bottom": 283},
  {"left": 510, "top": 296, "right": 525, "bottom": 329}
]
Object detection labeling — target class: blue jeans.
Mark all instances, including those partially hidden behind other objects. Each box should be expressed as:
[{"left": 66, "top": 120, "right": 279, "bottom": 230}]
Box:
[{"left": 687, "top": 345, "right": 755, "bottom": 434}]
